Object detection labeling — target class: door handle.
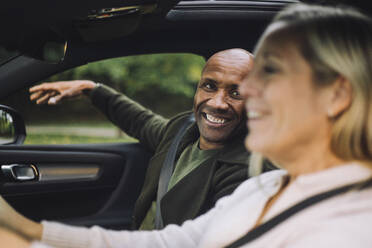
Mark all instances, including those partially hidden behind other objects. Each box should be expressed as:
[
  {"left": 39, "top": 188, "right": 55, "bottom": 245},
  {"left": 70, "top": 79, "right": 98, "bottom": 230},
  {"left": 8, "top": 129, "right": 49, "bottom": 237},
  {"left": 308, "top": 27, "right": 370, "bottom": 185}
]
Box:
[{"left": 1, "top": 164, "right": 39, "bottom": 181}]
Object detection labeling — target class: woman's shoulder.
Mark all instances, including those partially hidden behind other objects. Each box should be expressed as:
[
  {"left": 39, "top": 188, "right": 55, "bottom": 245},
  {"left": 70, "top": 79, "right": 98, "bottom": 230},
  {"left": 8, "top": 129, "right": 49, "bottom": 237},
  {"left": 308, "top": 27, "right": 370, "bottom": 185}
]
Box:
[
  {"left": 214, "top": 169, "right": 288, "bottom": 207},
  {"left": 229, "top": 169, "right": 287, "bottom": 195},
  {"left": 286, "top": 189, "right": 372, "bottom": 248},
  {"left": 30, "top": 242, "right": 53, "bottom": 248}
]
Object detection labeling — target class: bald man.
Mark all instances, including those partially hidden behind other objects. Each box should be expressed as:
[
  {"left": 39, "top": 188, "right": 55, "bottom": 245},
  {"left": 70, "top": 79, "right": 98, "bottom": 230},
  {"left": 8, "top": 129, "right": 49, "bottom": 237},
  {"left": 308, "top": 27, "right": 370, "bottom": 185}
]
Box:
[{"left": 30, "top": 49, "right": 273, "bottom": 230}]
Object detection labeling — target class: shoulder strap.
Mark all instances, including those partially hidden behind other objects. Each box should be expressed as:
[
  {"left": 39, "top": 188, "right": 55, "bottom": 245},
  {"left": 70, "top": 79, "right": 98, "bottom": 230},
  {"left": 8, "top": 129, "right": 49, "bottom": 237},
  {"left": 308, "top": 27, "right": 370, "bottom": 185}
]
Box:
[
  {"left": 225, "top": 177, "right": 372, "bottom": 248},
  {"left": 155, "top": 114, "right": 195, "bottom": 229}
]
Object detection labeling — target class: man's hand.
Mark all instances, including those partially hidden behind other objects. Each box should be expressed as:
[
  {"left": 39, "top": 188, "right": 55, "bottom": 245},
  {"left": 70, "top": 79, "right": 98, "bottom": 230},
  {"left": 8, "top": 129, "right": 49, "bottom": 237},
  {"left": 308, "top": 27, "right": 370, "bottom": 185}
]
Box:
[
  {"left": 0, "top": 227, "right": 30, "bottom": 248},
  {"left": 0, "top": 196, "right": 42, "bottom": 241},
  {"left": 29, "top": 80, "right": 97, "bottom": 105}
]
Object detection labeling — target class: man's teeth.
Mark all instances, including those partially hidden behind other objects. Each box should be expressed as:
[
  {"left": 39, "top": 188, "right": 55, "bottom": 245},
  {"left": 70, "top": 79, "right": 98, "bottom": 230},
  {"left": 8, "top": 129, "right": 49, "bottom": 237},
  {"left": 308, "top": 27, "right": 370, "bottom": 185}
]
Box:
[
  {"left": 248, "top": 111, "right": 262, "bottom": 119},
  {"left": 206, "top": 114, "right": 226, "bottom": 124}
]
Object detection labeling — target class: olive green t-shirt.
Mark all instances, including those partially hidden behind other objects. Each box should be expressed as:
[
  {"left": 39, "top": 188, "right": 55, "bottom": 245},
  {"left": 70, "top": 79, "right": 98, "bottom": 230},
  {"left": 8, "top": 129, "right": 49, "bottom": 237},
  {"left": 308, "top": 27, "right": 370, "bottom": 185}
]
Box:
[{"left": 139, "top": 139, "right": 220, "bottom": 230}]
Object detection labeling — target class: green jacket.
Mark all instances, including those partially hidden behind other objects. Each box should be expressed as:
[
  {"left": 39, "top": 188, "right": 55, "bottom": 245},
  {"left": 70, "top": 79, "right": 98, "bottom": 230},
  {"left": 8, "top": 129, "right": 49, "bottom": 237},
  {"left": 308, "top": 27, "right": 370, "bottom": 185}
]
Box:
[{"left": 90, "top": 85, "right": 261, "bottom": 228}]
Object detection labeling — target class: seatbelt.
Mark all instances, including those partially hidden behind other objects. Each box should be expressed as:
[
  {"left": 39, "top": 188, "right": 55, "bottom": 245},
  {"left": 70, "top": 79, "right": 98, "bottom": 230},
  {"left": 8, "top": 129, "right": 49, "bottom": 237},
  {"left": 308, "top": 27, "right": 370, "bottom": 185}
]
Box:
[
  {"left": 225, "top": 177, "right": 372, "bottom": 248},
  {"left": 155, "top": 114, "right": 195, "bottom": 229}
]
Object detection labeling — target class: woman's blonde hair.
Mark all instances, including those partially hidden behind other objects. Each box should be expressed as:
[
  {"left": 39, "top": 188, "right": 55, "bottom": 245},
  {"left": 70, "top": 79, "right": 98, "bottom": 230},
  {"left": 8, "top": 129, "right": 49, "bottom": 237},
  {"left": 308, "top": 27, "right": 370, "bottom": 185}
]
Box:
[{"left": 249, "top": 4, "right": 372, "bottom": 175}]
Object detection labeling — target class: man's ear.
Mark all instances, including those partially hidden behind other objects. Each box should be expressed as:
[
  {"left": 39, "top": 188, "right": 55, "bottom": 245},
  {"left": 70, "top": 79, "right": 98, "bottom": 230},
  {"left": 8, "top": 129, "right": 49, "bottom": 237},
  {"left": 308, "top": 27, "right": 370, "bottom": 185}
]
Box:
[{"left": 327, "top": 76, "right": 352, "bottom": 118}]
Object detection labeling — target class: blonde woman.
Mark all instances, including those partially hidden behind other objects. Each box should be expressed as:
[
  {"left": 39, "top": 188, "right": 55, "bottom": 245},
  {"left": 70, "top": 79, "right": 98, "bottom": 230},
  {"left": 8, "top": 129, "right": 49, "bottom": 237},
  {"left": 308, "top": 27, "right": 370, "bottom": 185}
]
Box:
[{"left": 1, "top": 3, "right": 372, "bottom": 247}]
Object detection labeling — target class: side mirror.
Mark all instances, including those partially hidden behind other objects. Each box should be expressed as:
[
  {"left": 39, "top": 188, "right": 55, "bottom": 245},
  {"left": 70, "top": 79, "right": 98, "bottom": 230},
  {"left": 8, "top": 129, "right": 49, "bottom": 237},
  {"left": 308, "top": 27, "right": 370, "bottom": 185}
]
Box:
[{"left": 0, "top": 105, "right": 26, "bottom": 145}]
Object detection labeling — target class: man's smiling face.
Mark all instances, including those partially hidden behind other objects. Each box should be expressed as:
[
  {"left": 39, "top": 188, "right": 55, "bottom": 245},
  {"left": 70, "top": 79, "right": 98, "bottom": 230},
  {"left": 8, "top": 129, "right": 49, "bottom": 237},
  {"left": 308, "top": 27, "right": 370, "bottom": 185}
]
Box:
[{"left": 193, "top": 49, "right": 253, "bottom": 150}]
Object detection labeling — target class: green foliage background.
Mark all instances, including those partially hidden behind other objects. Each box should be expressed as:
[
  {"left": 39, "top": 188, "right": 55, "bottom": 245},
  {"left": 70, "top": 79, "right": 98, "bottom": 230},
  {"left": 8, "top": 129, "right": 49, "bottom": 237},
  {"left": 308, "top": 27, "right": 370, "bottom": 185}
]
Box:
[
  {"left": 3, "top": 53, "right": 206, "bottom": 124},
  {"left": 52, "top": 54, "right": 205, "bottom": 98},
  {"left": 25, "top": 134, "right": 136, "bottom": 144}
]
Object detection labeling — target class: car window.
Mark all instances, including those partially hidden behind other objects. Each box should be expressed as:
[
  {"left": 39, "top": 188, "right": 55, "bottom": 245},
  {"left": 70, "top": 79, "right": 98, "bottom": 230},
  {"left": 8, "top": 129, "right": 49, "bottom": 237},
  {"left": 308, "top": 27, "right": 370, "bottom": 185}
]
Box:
[{"left": 1, "top": 53, "right": 205, "bottom": 145}]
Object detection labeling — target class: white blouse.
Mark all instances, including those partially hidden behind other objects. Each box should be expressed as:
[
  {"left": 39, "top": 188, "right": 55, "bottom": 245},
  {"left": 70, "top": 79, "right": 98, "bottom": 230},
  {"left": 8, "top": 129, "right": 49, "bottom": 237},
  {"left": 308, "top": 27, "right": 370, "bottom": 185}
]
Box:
[{"left": 36, "top": 163, "right": 372, "bottom": 248}]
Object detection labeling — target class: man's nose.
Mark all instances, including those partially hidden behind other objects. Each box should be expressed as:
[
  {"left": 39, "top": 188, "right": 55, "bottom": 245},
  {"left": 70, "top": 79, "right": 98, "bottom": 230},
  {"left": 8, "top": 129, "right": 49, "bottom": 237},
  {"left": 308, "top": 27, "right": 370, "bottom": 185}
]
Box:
[{"left": 208, "top": 91, "right": 229, "bottom": 110}]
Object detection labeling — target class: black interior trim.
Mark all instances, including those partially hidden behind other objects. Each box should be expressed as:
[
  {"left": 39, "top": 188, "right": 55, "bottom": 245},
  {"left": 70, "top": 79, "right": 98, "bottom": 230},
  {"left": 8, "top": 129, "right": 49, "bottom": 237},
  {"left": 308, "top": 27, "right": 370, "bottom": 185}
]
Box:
[{"left": 0, "top": 143, "right": 152, "bottom": 229}]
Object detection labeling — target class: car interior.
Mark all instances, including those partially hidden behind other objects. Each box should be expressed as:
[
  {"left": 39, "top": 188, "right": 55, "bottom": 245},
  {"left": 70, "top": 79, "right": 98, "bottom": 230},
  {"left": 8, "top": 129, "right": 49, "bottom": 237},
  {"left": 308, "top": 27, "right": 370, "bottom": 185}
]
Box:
[{"left": 0, "top": 0, "right": 370, "bottom": 230}]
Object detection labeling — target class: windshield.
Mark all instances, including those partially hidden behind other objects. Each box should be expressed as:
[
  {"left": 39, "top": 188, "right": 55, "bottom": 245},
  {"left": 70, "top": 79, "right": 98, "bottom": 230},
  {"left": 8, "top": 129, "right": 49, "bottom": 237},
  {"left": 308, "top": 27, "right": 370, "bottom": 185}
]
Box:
[{"left": 0, "top": 46, "right": 21, "bottom": 65}]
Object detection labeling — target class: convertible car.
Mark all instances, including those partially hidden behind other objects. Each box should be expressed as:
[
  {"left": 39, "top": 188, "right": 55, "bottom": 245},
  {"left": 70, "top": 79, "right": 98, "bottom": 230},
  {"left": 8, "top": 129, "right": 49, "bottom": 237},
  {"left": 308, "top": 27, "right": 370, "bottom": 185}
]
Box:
[{"left": 0, "top": 0, "right": 369, "bottom": 230}]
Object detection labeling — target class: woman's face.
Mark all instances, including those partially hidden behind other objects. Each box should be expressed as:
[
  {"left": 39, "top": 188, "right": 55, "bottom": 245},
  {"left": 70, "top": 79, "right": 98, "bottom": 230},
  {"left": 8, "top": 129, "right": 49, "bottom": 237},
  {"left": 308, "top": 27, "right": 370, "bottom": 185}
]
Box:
[{"left": 241, "top": 35, "right": 333, "bottom": 164}]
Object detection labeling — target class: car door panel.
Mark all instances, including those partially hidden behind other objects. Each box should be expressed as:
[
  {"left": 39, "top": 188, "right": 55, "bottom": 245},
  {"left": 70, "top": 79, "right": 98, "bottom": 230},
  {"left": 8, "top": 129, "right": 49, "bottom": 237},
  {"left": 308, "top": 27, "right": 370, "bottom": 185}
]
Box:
[{"left": 0, "top": 142, "right": 151, "bottom": 230}]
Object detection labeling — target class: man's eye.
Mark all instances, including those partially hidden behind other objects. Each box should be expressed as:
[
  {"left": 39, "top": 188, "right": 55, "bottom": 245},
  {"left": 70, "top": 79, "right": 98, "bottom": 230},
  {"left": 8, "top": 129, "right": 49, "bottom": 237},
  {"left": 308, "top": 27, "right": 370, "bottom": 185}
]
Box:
[
  {"left": 232, "top": 90, "right": 239, "bottom": 96},
  {"left": 230, "top": 90, "right": 242, "bottom": 99},
  {"left": 201, "top": 82, "right": 216, "bottom": 90}
]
